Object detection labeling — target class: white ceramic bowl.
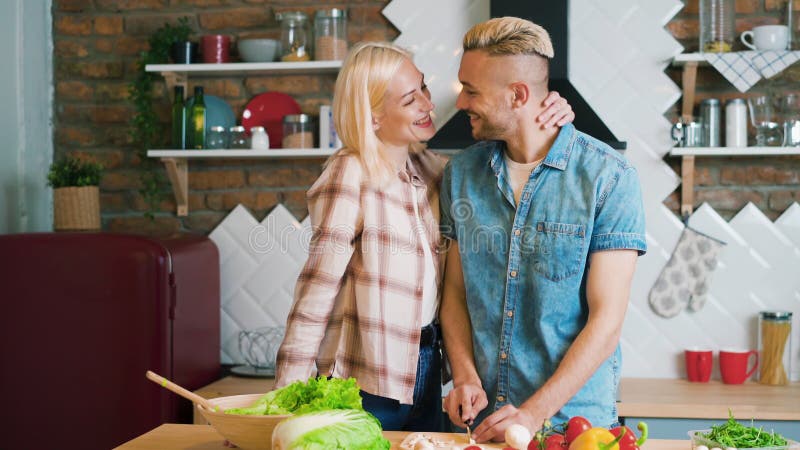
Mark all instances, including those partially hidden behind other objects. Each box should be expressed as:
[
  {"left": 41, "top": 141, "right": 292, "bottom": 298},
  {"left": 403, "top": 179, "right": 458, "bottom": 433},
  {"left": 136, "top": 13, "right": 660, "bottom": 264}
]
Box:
[{"left": 238, "top": 39, "right": 279, "bottom": 63}]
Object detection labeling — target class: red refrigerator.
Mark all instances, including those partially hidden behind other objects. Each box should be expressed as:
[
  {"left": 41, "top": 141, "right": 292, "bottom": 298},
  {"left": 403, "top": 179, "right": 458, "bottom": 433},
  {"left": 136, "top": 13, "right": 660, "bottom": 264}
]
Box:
[{"left": 0, "top": 233, "right": 221, "bottom": 450}]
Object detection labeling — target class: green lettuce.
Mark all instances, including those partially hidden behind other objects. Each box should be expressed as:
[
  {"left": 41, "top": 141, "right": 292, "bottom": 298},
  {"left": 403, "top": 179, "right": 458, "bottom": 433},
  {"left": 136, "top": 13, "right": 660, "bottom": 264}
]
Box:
[
  {"left": 225, "top": 377, "right": 363, "bottom": 416},
  {"left": 271, "top": 409, "right": 390, "bottom": 450}
]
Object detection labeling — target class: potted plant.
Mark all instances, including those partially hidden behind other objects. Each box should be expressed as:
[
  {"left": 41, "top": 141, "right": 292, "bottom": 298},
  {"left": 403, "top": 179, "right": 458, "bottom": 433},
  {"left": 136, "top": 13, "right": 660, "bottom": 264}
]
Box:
[{"left": 47, "top": 156, "right": 103, "bottom": 231}]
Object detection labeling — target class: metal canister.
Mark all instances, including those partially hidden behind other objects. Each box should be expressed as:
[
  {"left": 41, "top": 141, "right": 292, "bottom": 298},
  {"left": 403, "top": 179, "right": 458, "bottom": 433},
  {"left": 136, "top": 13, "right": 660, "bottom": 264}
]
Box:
[{"left": 700, "top": 99, "right": 721, "bottom": 147}]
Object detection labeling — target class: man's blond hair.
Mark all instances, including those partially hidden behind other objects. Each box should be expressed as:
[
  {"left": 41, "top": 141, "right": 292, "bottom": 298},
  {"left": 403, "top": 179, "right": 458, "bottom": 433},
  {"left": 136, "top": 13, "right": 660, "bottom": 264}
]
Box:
[{"left": 463, "top": 16, "right": 554, "bottom": 58}]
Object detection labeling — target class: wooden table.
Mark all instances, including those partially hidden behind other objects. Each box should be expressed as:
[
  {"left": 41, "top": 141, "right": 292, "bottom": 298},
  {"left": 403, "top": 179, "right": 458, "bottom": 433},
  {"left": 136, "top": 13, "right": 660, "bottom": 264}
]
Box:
[
  {"left": 116, "top": 424, "right": 689, "bottom": 450},
  {"left": 618, "top": 378, "right": 800, "bottom": 420}
]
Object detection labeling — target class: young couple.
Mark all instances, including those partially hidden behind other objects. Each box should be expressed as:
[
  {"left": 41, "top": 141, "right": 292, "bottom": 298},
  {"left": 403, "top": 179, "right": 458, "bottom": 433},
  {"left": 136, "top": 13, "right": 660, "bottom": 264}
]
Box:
[{"left": 274, "top": 17, "right": 646, "bottom": 443}]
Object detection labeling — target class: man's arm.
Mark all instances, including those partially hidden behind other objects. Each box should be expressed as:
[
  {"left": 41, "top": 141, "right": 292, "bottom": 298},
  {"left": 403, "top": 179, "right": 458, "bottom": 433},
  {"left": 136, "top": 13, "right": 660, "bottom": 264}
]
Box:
[
  {"left": 471, "top": 249, "right": 638, "bottom": 442},
  {"left": 440, "top": 242, "right": 488, "bottom": 427}
]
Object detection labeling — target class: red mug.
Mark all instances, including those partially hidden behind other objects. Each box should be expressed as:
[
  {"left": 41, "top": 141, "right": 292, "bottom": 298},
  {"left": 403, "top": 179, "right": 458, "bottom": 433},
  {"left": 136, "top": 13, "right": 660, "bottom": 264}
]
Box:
[
  {"left": 685, "top": 349, "right": 712, "bottom": 382},
  {"left": 201, "top": 34, "right": 231, "bottom": 63},
  {"left": 720, "top": 349, "right": 758, "bottom": 384}
]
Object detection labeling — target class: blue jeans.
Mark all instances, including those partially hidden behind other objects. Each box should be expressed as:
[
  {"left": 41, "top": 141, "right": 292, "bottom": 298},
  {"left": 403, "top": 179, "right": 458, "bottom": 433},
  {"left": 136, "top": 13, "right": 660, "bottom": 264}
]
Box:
[{"left": 360, "top": 342, "right": 444, "bottom": 432}]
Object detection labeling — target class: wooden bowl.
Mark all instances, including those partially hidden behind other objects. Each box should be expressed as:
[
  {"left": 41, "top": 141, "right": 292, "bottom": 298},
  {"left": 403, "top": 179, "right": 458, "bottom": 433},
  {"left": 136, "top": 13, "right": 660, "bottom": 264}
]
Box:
[{"left": 197, "top": 394, "right": 291, "bottom": 450}]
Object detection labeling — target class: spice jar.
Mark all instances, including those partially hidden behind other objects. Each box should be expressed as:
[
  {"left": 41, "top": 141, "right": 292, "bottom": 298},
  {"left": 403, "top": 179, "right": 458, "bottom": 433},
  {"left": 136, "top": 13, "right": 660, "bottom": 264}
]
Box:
[
  {"left": 758, "top": 311, "right": 793, "bottom": 385},
  {"left": 314, "top": 8, "right": 348, "bottom": 61},
  {"left": 282, "top": 114, "right": 314, "bottom": 148},
  {"left": 700, "top": 0, "right": 735, "bottom": 52},
  {"left": 229, "top": 126, "right": 249, "bottom": 149},
  {"left": 250, "top": 126, "right": 269, "bottom": 150},
  {"left": 277, "top": 11, "right": 311, "bottom": 62}
]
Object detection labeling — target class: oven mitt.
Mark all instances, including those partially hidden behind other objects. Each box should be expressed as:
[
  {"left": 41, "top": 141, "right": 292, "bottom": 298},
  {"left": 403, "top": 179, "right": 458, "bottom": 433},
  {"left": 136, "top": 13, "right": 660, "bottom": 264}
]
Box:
[{"left": 649, "top": 227, "right": 725, "bottom": 318}]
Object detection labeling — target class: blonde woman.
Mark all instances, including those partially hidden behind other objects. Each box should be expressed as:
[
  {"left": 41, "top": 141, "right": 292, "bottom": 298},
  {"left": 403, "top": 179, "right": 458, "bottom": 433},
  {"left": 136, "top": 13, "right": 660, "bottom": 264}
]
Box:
[{"left": 274, "top": 41, "right": 574, "bottom": 432}]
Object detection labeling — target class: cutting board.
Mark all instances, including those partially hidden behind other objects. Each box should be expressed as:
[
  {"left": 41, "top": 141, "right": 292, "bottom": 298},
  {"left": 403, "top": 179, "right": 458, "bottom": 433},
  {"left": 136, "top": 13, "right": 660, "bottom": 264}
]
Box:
[{"left": 385, "top": 431, "right": 509, "bottom": 449}]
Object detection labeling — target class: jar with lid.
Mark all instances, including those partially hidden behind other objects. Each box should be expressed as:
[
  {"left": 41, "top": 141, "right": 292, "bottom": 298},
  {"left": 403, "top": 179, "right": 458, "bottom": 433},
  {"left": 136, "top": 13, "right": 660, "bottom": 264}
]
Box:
[
  {"left": 700, "top": 0, "right": 735, "bottom": 52},
  {"left": 758, "top": 311, "right": 793, "bottom": 385},
  {"left": 250, "top": 126, "right": 269, "bottom": 150},
  {"left": 277, "top": 11, "right": 311, "bottom": 62},
  {"left": 282, "top": 114, "right": 314, "bottom": 149},
  {"left": 229, "top": 126, "right": 249, "bottom": 149},
  {"left": 314, "top": 8, "right": 348, "bottom": 61},
  {"left": 725, "top": 98, "right": 747, "bottom": 147}
]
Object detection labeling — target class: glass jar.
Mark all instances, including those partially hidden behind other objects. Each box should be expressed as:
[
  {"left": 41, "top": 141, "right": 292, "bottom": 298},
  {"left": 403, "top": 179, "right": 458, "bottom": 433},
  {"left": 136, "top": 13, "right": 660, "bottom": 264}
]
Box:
[
  {"left": 229, "top": 125, "right": 249, "bottom": 149},
  {"left": 282, "top": 114, "right": 314, "bottom": 148},
  {"left": 207, "top": 126, "right": 228, "bottom": 149},
  {"left": 700, "top": 0, "right": 735, "bottom": 53},
  {"left": 277, "top": 11, "right": 311, "bottom": 62},
  {"left": 250, "top": 126, "right": 269, "bottom": 150},
  {"left": 758, "top": 311, "right": 793, "bottom": 385},
  {"left": 314, "top": 8, "right": 348, "bottom": 61}
]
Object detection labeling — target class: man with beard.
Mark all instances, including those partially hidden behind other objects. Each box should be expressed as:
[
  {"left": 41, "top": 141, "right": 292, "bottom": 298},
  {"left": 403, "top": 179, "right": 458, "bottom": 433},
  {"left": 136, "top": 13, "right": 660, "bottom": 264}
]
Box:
[{"left": 438, "top": 17, "right": 647, "bottom": 443}]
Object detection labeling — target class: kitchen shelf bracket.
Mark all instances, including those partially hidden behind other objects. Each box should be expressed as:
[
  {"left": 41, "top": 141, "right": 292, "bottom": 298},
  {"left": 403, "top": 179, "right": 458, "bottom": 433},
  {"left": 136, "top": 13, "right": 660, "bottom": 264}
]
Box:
[
  {"left": 161, "top": 157, "right": 188, "bottom": 216},
  {"left": 161, "top": 72, "right": 188, "bottom": 95}
]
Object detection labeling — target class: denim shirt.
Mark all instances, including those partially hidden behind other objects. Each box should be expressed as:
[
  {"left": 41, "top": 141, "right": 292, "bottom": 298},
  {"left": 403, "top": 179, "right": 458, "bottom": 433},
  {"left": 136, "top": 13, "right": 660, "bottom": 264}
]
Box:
[{"left": 439, "top": 123, "right": 646, "bottom": 428}]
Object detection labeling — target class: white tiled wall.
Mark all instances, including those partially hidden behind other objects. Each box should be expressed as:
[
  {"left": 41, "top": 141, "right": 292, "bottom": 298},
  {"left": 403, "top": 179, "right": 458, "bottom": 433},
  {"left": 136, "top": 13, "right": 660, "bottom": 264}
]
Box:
[
  {"left": 570, "top": 0, "right": 799, "bottom": 381},
  {"left": 211, "top": 1, "right": 799, "bottom": 382}
]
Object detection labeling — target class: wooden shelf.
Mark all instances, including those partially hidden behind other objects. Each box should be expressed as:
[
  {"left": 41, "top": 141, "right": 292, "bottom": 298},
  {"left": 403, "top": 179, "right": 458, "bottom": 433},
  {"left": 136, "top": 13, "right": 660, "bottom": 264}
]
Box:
[
  {"left": 148, "top": 148, "right": 336, "bottom": 159},
  {"left": 670, "top": 146, "right": 800, "bottom": 156},
  {"left": 672, "top": 52, "right": 707, "bottom": 66},
  {"left": 149, "top": 148, "right": 461, "bottom": 216},
  {"left": 671, "top": 146, "right": 800, "bottom": 218},
  {"left": 145, "top": 60, "right": 342, "bottom": 76}
]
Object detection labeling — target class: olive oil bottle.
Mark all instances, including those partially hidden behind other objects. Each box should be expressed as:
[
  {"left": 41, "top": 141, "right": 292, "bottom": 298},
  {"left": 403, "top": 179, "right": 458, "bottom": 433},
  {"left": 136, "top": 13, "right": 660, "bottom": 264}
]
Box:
[
  {"left": 171, "top": 86, "right": 186, "bottom": 149},
  {"left": 189, "top": 86, "right": 206, "bottom": 149}
]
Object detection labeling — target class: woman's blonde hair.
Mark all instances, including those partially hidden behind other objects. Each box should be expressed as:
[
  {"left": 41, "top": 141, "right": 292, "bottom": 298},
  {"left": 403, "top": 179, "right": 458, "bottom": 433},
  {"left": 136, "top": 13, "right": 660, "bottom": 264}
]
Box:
[{"left": 331, "top": 41, "right": 419, "bottom": 187}]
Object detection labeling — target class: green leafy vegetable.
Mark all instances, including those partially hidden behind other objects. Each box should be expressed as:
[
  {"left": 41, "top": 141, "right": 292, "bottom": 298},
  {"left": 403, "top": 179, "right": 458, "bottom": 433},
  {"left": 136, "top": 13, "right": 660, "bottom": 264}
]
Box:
[
  {"left": 700, "top": 412, "right": 788, "bottom": 448},
  {"left": 271, "top": 409, "right": 390, "bottom": 450},
  {"left": 226, "top": 377, "right": 363, "bottom": 416}
]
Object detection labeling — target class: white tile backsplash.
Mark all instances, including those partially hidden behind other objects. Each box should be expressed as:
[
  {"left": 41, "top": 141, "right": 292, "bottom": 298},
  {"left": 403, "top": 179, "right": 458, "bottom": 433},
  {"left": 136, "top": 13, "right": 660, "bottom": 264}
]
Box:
[{"left": 209, "top": 1, "right": 800, "bottom": 382}]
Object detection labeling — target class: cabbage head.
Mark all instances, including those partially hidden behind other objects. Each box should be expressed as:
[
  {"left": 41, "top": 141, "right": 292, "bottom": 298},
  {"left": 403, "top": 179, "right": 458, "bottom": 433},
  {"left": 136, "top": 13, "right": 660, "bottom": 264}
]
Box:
[{"left": 271, "top": 409, "right": 390, "bottom": 450}]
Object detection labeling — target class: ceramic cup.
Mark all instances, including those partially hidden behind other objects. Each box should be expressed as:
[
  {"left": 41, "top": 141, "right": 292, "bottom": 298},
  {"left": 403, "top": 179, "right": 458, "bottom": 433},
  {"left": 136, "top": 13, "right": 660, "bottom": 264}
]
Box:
[
  {"left": 685, "top": 348, "right": 713, "bottom": 382},
  {"left": 201, "top": 34, "right": 231, "bottom": 63},
  {"left": 170, "top": 41, "right": 198, "bottom": 64},
  {"left": 741, "top": 25, "right": 790, "bottom": 51},
  {"left": 720, "top": 349, "right": 759, "bottom": 384}
]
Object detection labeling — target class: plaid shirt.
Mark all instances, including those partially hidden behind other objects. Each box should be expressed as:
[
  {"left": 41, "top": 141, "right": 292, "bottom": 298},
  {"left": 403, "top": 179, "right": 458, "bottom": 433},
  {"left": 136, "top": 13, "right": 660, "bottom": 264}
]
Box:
[{"left": 275, "top": 149, "right": 446, "bottom": 404}]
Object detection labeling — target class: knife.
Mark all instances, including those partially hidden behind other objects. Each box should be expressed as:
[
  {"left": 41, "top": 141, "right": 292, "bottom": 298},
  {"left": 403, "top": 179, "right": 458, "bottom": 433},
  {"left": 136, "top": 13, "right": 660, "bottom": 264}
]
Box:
[{"left": 459, "top": 405, "right": 475, "bottom": 444}]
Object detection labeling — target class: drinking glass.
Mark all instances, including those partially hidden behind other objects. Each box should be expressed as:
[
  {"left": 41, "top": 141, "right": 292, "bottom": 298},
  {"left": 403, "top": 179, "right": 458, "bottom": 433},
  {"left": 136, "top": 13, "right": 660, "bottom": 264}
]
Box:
[
  {"left": 747, "top": 95, "right": 782, "bottom": 146},
  {"left": 778, "top": 93, "right": 800, "bottom": 146}
]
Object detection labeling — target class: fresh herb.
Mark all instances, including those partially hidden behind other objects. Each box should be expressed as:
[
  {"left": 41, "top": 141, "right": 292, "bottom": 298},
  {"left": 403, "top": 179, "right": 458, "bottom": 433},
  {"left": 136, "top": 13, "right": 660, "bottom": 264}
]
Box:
[
  {"left": 225, "top": 377, "right": 363, "bottom": 416},
  {"left": 701, "top": 411, "right": 788, "bottom": 448},
  {"left": 129, "top": 17, "right": 193, "bottom": 218},
  {"left": 47, "top": 156, "right": 103, "bottom": 188}
]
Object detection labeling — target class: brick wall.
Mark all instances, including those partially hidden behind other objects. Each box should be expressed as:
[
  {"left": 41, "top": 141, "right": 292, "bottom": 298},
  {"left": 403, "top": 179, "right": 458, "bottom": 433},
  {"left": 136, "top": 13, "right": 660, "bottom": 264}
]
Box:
[
  {"left": 664, "top": 0, "right": 800, "bottom": 220},
  {"left": 52, "top": 1, "right": 800, "bottom": 237},
  {"left": 52, "top": 0, "right": 397, "bottom": 236}
]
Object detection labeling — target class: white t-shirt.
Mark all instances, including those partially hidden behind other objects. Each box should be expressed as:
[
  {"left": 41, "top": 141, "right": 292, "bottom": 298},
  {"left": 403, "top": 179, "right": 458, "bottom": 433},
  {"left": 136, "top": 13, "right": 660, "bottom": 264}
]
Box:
[
  {"left": 410, "top": 185, "right": 438, "bottom": 326},
  {"left": 504, "top": 153, "right": 544, "bottom": 205}
]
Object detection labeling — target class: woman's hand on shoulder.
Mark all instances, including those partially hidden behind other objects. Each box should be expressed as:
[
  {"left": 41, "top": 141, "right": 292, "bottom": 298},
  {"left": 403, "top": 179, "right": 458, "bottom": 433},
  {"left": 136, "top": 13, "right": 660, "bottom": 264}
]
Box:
[{"left": 536, "top": 91, "right": 575, "bottom": 129}]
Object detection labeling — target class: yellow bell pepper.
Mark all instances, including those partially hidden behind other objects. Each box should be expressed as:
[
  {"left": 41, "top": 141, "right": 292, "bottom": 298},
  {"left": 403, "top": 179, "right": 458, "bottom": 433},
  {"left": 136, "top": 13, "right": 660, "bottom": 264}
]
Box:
[{"left": 568, "top": 426, "right": 625, "bottom": 450}]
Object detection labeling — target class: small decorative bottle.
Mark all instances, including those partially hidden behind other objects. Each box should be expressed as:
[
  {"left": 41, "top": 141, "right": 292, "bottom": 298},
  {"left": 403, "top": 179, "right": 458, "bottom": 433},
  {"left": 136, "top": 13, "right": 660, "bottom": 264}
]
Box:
[
  {"left": 171, "top": 86, "right": 186, "bottom": 149},
  {"left": 250, "top": 126, "right": 269, "bottom": 150},
  {"left": 189, "top": 86, "right": 206, "bottom": 149}
]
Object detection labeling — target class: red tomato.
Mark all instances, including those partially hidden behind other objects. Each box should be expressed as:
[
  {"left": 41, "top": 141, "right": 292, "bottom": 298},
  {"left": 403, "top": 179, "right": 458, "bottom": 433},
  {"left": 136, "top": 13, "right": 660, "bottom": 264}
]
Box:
[
  {"left": 564, "top": 416, "right": 592, "bottom": 443},
  {"left": 465, "top": 446, "right": 482, "bottom": 450},
  {"left": 610, "top": 426, "right": 637, "bottom": 450},
  {"left": 545, "top": 433, "right": 568, "bottom": 450},
  {"left": 528, "top": 438, "right": 543, "bottom": 450}
]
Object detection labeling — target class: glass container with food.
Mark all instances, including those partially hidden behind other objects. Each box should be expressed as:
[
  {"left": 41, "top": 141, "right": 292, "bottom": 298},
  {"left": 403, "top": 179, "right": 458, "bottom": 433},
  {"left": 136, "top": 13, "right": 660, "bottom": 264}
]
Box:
[
  {"left": 700, "top": 0, "right": 735, "bottom": 52},
  {"left": 277, "top": 11, "right": 311, "bottom": 62}
]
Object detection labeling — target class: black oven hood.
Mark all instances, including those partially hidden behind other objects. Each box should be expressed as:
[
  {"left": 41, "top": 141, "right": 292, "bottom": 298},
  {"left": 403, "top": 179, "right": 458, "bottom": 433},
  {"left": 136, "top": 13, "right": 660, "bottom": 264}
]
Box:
[{"left": 427, "top": 0, "right": 626, "bottom": 150}]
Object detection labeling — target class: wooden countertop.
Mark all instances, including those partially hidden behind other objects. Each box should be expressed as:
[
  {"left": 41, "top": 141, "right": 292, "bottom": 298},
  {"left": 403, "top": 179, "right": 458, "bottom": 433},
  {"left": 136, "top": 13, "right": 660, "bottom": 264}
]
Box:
[
  {"left": 617, "top": 378, "right": 800, "bottom": 420},
  {"left": 191, "top": 376, "right": 800, "bottom": 422},
  {"left": 116, "top": 424, "right": 689, "bottom": 450}
]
